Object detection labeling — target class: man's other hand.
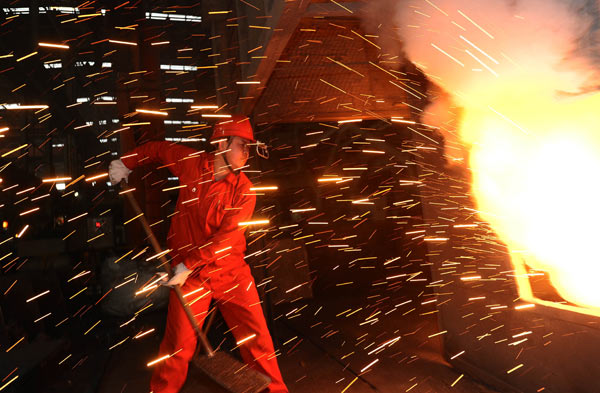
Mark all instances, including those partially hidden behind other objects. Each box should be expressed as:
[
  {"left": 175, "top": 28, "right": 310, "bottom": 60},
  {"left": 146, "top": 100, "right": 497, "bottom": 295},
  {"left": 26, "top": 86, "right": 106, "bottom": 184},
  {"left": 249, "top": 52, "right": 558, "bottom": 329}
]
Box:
[
  {"left": 161, "top": 263, "right": 193, "bottom": 287},
  {"left": 109, "top": 159, "right": 132, "bottom": 185}
]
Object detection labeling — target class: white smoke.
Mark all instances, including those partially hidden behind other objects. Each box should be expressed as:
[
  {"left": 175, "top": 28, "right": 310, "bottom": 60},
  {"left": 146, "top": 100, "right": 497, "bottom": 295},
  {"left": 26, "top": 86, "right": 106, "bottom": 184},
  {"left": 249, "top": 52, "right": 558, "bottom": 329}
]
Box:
[
  {"left": 365, "top": 0, "right": 600, "bottom": 94},
  {"left": 362, "top": 0, "right": 600, "bottom": 153}
]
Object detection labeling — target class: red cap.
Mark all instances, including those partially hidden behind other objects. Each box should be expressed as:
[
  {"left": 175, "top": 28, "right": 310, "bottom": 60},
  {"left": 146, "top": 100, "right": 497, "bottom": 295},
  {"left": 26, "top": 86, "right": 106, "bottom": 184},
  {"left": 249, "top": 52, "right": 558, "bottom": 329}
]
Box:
[{"left": 210, "top": 115, "right": 255, "bottom": 142}]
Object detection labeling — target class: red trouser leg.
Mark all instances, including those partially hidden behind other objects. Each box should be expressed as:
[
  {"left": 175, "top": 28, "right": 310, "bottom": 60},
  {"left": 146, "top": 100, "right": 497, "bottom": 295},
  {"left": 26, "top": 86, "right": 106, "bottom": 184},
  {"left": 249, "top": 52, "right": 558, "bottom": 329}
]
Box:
[
  {"left": 150, "top": 281, "right": 211, "bottom": 393},
  {"left": 212, "top": 267, "right": 289, "bottom": 393}
]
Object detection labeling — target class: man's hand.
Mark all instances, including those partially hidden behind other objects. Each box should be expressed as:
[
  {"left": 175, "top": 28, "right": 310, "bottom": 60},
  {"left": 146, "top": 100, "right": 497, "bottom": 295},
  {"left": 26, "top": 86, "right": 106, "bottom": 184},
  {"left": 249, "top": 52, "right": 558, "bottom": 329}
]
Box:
[
  {"left": 161, "top": 263, "right": 193, "bottom": 287},
  {"left": 109, "top": 159, "right": 132, "bottom": 185}
]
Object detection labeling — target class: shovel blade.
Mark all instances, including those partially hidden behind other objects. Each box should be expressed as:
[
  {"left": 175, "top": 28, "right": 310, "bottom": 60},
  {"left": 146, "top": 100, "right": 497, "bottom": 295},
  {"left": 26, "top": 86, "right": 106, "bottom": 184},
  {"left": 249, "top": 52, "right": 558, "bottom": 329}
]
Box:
[{"left": 180, "top": 351, "right": 271, "bottom": 393}]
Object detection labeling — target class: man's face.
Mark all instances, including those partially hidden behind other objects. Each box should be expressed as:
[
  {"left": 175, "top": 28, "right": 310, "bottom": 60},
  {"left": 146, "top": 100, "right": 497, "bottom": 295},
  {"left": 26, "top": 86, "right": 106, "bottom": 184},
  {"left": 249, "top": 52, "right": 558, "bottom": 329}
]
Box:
[{"left": 222, "top": 136, "right": 250, "bottom": 170}]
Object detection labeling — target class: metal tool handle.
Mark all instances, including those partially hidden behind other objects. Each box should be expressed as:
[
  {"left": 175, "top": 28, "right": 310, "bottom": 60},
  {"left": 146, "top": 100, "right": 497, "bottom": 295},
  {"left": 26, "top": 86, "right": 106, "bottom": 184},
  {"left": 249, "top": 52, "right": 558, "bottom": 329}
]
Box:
[{"left": 121, "top": 184, "right": 215, "bottom": 357}]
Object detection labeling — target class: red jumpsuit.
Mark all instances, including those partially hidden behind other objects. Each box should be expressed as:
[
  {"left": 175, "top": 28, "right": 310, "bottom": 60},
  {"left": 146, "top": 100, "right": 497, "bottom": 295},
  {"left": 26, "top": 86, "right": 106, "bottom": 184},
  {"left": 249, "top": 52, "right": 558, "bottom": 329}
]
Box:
[{"left": 121, "top": 142, "right": 287, "bottom": 393}]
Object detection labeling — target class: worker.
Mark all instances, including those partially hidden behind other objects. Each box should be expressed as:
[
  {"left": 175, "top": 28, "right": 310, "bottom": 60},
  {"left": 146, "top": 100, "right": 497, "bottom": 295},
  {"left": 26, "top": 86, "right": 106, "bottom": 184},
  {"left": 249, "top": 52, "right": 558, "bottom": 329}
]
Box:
[{"left": 108, "top": 115, "right": 288, "bottom": 393}]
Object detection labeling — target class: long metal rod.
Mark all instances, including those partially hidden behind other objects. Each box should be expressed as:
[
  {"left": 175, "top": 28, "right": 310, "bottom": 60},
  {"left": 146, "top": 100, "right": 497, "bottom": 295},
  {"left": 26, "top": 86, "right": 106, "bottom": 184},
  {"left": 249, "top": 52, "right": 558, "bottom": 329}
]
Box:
[{"left": 121, "top": 186, "right": 214, "bottom": 357}]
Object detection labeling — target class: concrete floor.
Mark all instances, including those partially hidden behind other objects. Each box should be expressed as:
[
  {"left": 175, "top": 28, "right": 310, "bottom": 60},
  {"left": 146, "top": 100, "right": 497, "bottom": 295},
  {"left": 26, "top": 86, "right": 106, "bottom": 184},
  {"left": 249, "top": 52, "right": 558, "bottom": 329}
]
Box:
[{"left": 97, "top": 287, "right": 500, "bottom": 393}]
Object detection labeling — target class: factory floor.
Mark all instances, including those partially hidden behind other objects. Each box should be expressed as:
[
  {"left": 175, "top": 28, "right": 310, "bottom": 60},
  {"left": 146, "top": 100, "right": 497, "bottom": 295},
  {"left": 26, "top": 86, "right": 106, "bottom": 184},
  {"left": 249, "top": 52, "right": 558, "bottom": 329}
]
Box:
[{"left": 97, "top": 287, "right": 499, "bottom": 393}]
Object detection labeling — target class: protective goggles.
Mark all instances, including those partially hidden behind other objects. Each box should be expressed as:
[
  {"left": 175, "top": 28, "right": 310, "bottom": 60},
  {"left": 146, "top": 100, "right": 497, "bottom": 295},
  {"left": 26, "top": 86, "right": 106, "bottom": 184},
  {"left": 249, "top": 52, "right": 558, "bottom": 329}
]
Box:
[
  {"left": 254, "top": 141, "right": 269, "bottom": 159},
  {"left": 217, "top": 137, "right": 269, "bottom": 159}
]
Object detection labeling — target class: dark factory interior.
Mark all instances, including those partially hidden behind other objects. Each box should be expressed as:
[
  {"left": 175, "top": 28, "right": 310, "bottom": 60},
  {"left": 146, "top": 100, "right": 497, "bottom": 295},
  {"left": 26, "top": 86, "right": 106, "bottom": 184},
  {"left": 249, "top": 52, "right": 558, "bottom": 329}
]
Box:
[{"left": 1, "top": 1, "right": 600, "bottom": 393}]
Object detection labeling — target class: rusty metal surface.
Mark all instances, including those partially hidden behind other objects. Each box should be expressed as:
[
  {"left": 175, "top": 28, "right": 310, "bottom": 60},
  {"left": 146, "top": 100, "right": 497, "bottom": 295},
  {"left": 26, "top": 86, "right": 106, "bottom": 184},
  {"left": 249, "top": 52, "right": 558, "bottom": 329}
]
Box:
[{"left": 252, "top": 17, "right": 417, "bottom": 124}]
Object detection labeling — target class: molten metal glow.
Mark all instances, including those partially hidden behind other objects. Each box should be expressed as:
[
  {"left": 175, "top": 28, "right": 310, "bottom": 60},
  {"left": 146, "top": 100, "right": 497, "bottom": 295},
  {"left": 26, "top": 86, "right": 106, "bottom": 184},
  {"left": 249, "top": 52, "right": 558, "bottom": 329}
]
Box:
[
  {"left": 462, "top": 81, "right": 600, "bottom": 309},
  {"left": 386, "top": 0, "right": 600, "bottom": 313}
]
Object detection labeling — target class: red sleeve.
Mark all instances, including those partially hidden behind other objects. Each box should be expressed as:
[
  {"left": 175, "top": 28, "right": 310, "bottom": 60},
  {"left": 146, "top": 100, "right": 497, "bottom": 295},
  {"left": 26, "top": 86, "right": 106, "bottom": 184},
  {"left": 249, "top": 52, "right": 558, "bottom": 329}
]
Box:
[
  {"left": 185, "top": 184, "right": 256, "bottom": 270},
  {"left": 120, "top": 141, "right": 198, "bottom": 178}
]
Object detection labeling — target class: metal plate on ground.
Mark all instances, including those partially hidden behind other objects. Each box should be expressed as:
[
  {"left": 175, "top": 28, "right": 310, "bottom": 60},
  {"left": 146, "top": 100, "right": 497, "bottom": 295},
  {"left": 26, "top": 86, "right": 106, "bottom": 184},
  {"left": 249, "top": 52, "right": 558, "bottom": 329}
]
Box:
[{"left": 180, "top": 351, "right": 270, "bottom": 393}]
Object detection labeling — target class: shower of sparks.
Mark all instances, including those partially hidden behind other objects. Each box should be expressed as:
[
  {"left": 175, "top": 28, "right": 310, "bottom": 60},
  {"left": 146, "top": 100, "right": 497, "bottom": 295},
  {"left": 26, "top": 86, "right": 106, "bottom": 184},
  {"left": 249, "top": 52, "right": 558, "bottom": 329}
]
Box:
[
  {"left": 2, "top": 104, "right": 48, "bottom": 110},
  {"left": 42, "top": 176, "right": 72, "bottom": 183},
  {"left": 136, "top": 109, "right": 169, "bottom": 116},
  {"left": 108, "top": 39, "right": 137, "bottom": 46},
  {"left": 238, "top": 219, "right": 270, "bottom": 226},
  {"left": 201, "top": 114, "right": 232, "bottom": 118},
  {"left": 0, "top": 2, "right": 585, "bottom": 392},
  {"left": 457, "top": 9, "right": 495, "bottom": 39},
  {"left": 147, "top": 354, "right": 171, "bottom": 367},
  {"left": 431, "top": 43, "right": 465, "bottom": 67},
  {"left": 236, "top": 333, "right": 257, "bottom": 345},
  {"left": 134, "top": 328, "right": 156, "bottom": 339},
  {"left": 249, "top": 186, "right": 278, "bottom": 191},
  {"left": 190, "top": 105, "right": 219, "bottom": 109},
  {"left": 39, "top": 42, "right": 70, "bottom": 49}
]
